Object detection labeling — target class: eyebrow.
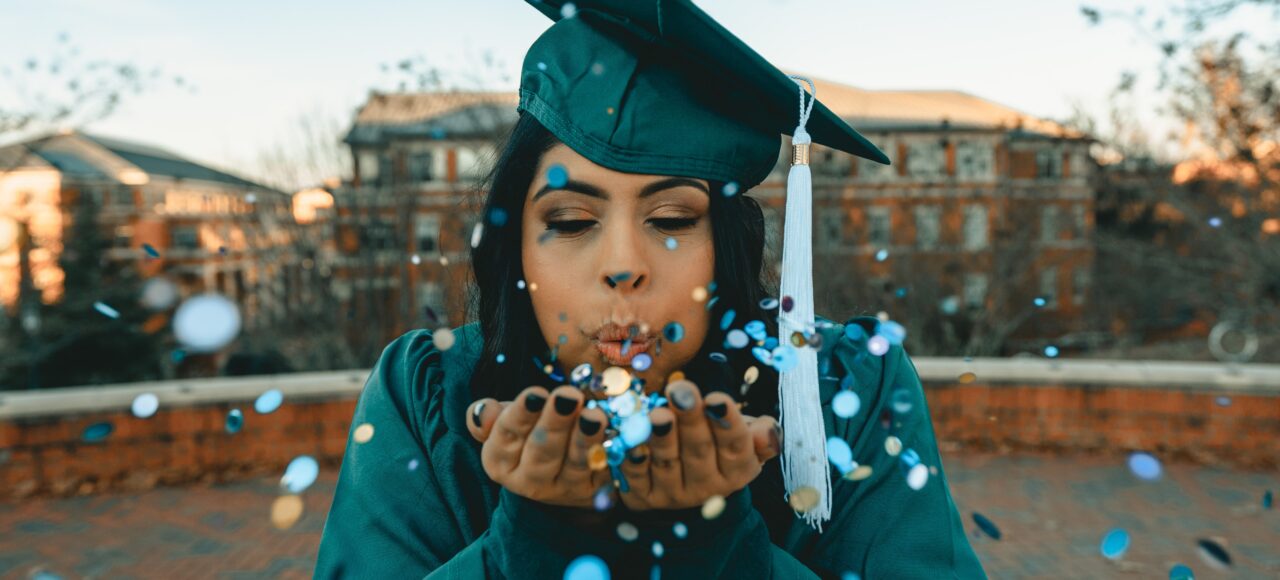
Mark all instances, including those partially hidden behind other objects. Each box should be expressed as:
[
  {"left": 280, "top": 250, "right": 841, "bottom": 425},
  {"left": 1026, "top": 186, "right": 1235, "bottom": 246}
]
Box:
[{"left": 532, "top": 176, "right": 710, "bottom": 201}]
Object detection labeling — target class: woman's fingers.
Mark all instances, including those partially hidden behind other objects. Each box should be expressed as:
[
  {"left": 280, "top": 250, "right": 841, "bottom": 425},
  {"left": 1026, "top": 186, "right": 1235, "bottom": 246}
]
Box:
[
  {"left": 704, "top": 392, "right": 757, "bottom": 482},
  {"left": 666, "top": 379, "right": 717, "bottom": 488},
  {"left": 744, "top": 414, "right": 781, "bottom": 464},
  {"left": 646, "top": 406, "right": 681, "bottom": 501},
  {"left": 563, "top": 404, "right": 607, "bottom": 474},
  {"left": 481, "top": 386, "right": 548, "bottom": 479},
  {"left": 520, "top": 385, "right": 583, "bottom": 481},
  {"left": 466, "top": 399, "right": 511, "bottom": 443}
]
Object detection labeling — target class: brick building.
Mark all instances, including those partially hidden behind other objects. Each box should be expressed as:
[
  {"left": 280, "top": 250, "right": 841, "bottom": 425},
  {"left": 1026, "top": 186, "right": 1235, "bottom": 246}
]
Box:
[{"left": 334, "top": 77, "right": 1095, "bottom": 355}]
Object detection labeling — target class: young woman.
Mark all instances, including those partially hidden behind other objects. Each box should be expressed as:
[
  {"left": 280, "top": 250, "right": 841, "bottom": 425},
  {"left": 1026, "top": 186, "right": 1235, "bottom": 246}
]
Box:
[{"left": 316, "top": 1, "right": 986, "bottom": 578}]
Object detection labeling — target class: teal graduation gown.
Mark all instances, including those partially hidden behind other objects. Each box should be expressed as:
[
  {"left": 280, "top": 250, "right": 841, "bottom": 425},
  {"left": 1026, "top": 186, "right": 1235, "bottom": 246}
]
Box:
[{"left": 315, "top": 316, "right": 987, "bottom": 579}]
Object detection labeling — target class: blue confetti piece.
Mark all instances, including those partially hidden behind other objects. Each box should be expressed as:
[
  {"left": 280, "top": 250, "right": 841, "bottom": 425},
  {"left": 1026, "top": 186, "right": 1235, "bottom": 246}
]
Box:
[
  {"left": 564, "top": 555, "right": 610, "bottom": 580},
  {"left": 1100, "top": 528, "right": 1130, "bottom": 560},
  {"left": 874, "top": 249, "right": 889, "bottom": 262},
  {"left": 844, "top": 323, "right": 866, "bottom": 342},
  {"left": 664, "top": 237, "right": 678, "bottom": 250},
  {"left": 282, "top": 455, "right": 319, "bottom": 494},
  {"left": 1263, "top": 490, "right": 1272, "bottom": 509},
  {"left": 663, "top": 322, "right": 685, "bottom": 343},
  {"left": 719, "top": 309, "right": 736, "bottom": 331},
  {"left": 744, "top": 320, "right": 767, "bottom": 341},
  {"left": 771, "top": 345, "right": 797, "bottom": 372},
  {"left": 82, "top": 422, "right": 113, "bottom": 443},
  {"left": 1168, "top": 563, "right": 1194, "bottom": 580},
  {"left": 547, "top": 164, "right": 569, "bottom": 188},
  {"left": 142, "top": 243, "right": 160, "bottom": 258},
  {"left": 93, "top": 301, "right": 120, "bottom": 319},
  {"left": 1044, "top": 345, "right": 1060, "bottom": 358},
  {"left": 225, "top": 409, "right": 243, "bottom": 434},
  {"left": 254, "top": 389, "right": 284, "bottom": 414},
  {"left": 972, "top": 512, "right": 1002, "bottom": 540}
]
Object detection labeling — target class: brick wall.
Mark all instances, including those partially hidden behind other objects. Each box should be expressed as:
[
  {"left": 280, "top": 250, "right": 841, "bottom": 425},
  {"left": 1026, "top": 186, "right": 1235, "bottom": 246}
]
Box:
[{"left": 2, "top": 374, "right": 1277, "bottom": 501}]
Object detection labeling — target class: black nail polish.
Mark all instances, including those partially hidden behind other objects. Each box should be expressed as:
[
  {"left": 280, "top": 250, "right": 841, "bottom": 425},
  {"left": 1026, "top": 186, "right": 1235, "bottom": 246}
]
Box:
[
  {"left": 670, "top": 387, "right": 696, "bottom": 411},
  {"left": 628, "top": 452, "right": 648, "bottom": 465},
  {"left": 524, "top": 393, "right": 546, "bottom": 413},
  {"left": 652, "top": 422, "right": 673, "bottom": 437},
  {"left": 706, "top": 402, "right": 728, "bottom": 419},
  {"left": 471, "top": 402, "right": 485, "bottom": 427},
  {"left": 578, "top": 416, "right": 601, "bottom": 436},
  {"left": 554, "top": 395, "right": 578, "bottom": 416}
]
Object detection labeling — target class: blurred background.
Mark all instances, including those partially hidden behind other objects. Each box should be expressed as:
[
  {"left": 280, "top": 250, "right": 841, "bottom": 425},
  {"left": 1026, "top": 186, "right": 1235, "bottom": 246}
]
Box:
[{"left": 0, "top": 0, "right": 1277, "bottom": 578}]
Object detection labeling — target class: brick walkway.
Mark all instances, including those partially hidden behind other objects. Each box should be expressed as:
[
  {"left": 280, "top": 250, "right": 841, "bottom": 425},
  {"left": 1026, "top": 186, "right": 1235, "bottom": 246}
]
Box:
[{"left": 1, "top": 453, "right": 1276, "bottom": 579}]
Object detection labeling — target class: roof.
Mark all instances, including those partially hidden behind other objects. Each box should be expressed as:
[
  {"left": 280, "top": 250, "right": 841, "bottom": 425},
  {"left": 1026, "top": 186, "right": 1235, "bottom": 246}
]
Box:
[
  {"left": 0, "top": 131, "right": 282, "bottom": 193},
  {"left": 344, "top": 76, "right": 1083, "bottom": 143}
]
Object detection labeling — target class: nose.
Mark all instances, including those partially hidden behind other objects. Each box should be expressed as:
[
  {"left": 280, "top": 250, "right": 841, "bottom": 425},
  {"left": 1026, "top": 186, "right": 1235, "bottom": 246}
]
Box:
[{"left": 599, "top": 224, "right": 649, "bottom": 294}]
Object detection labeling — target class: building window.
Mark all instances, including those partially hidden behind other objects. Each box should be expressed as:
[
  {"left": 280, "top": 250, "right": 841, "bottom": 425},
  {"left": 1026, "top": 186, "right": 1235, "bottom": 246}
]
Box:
[
  {"left": 415, "top": 214, "right": 440, "bottom": 255},
  {"left": 408, "top": 151, "right": 434, "bottom": 183},
  {"left": 1072, "top": 267, "right": 1091, "bottom": 306},
  {"left": 1040, "top": 206, "right": 1060, "bottom": 242},
  {"left": 964, "top": 273, "right": 989, "bottom": 309},
  {"left": 907, "top": 141, "right": 947, "bottom": 180},
  {"left": 171, "top": 225, "right": 199, "bottom": 250},
  {"left": 955, "top": 141, "right": 993, "bottom": 180},
  {"left": 867, "top": 206, "right": 891, "bottom": 247},
  {"left": 1039, "top": 267, "right": 1058, "bottom": 308},
  {"left": 1035, "top": 149, "right": 1062, "bottom": 178},
  {"left": 962, "top": 205, "right": 988, "bottom": 250},
  {"left": 359, "top": 151, "right": 379, "bottom": 183},
  {"left": 359, "top": 222, "right": 396, "bottom": 251},
  {"left": 914, "top": 205, "right": 941, "bottom": 250}
]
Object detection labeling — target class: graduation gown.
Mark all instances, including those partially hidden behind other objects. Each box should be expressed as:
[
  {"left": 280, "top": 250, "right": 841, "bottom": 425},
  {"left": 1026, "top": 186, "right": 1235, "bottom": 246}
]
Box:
[{"left": 314, "top": 316, "right": 987, "bottom": 579}]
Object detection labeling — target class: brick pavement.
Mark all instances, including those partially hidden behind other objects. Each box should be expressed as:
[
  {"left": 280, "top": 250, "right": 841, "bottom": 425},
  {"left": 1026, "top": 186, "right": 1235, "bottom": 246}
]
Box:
[{"left": 1, "top": 453, "right": 1276, "bottom": 579}]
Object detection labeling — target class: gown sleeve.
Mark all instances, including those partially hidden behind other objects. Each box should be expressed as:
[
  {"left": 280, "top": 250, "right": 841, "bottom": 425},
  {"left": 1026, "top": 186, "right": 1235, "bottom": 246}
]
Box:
[{"left": 798, "top": 317, "right": 987, "bottom": 579}]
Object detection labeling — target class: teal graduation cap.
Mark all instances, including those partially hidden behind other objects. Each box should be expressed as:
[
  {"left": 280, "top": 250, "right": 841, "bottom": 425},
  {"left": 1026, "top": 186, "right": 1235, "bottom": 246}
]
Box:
[{"left": 519, "top": 0, "right": 890, "bottom": 531}]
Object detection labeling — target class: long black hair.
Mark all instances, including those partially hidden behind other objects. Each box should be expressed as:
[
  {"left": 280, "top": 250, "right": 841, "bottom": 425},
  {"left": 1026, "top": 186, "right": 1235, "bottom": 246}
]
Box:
[{"left": 467, "top": 112, "right": 781, "bottom": 417}]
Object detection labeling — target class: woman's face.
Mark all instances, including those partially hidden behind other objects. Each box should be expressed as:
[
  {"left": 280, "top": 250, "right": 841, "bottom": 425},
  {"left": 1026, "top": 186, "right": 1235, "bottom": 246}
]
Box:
[{"left": 522, "top": 143, "right": 714, "bottom": 393}]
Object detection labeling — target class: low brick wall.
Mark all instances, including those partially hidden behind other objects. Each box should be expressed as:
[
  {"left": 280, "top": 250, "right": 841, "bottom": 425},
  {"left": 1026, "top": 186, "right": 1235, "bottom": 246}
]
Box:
[{"left": 1, "top": 359, "right": 1278, "bottom": 500}]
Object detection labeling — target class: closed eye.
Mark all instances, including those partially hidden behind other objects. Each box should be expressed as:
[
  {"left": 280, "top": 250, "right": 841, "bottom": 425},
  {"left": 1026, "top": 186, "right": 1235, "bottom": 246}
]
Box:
[
  {"left": 649, "top": 217, "right": 699, "bottom": 231},
  {"left": 545, "top": 219, "right": 596, "bottom": 234}
]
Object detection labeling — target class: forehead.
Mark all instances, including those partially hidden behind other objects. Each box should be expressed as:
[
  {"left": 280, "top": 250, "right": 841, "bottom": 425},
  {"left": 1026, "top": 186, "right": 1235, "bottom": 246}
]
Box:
[{"left": 536, "top": 143, "right": 709, "bottom": 192}]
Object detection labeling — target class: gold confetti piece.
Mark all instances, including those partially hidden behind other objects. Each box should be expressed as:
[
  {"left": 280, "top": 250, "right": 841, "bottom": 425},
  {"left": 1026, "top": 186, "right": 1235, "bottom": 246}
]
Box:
[
  {"left": 692, "top": 286, "right": 708, "bottom": 302},
  {"left": 432, "top": 327, "right": 456, "bottom": 351},
  {"left": 790, "top": 332, "right": 806, "bottom": 347},
  {"left": 588, "top": 444, "right": 608, "bottom": 471},
  {"left": 667, "top": 370, "right": 686, "bottom": 384},
  {"left": 957, "top": 371, "right": 977, "bottom": 384},
  {"left": 601, "top": 366, "right": 632, "bottom": 396},
  {"left": 846, "top": 465, "right": 874, "bottom": 481},
  {"left": 701, "top": 494, "right": 726, "bottom": 520},
  {"left": 885, "top": 436, "right": 903, "bottom": 456},
  {"left": 439, "top": 255, "right": 449, "bottom": 266},
  {"left": 353, "top": 423, "right": 375, "bottom": 444},
  {"left": 744, "top": 366, "right": 759, "bottom": 385},
  {"left": 271, "top": 494, "right": 304, "bottom": 530},
  {"left": 788, "top": 486, "right": 820, "bottom": 512},
  {"left": 528, "top": 282, "right": 539, "bottom": 292}
]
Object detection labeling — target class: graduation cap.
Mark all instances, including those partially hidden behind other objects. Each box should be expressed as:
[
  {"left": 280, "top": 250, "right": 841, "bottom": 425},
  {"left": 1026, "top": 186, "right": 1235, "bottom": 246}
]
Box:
[{"left": 520, "top": 0, "right": 890, "bottom": 530}]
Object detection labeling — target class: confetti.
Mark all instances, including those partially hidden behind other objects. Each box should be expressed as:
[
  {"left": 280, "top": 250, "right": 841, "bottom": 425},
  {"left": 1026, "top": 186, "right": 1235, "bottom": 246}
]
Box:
[
  {"left": 255, "top": 389, "right": 284, "bottom": 414},
  {"left": 743, "top": 366, "right": 759, "bottom": 385},
  {"left": 547, "top": 164, "right": 569, "bottom": 188},
  {"left": 759, "top": 297, "right": 779, "bottom": 310},
  {"left": 875, "top": 248, "right": 889, "bottom": 261},
  {"left": 846, "top": 465, "right": 873, "bottom": 481},
  {"left": 722, "top": 182, "right": 739, "bottom": 196},
  {"left": 725, "top": 329, "right": 749, "bottom": 349},
  {"left": 890, "top": 389, "right": 912, "bottom": 414},
  {"left": 672, "top": 522, "right": 688, "bottom": 539},
  {"left": 601, "top": 366, "right": 632, "bottom": 396},
  {"left": 1128, "top": 452, "right": 1162, "bottom": 481},
  {"left": 662, "top": 322, "right": 685, "bottom": 343},
  {"left": 1168, "top": 564, "right": 1194, "bottom": 580},
  {"left": 770, "top": 345, "right": 797, "bottom": 372},
  {"left": 560, "top": 2, "right": 578, "bottom": 19},
  {"left": 433, "top": 327, "right": 456, "bottom": 351},
  {"left": 652, "top": 541, "right": 664, "bottom": 558},
  {"left": 1044, "top": 345, "right": 1060, "bottom": 358},
  {"left": 664, "top": 237, "right": 678, "bottom": 250},
  {"left": 631, "top": 353, "right": 652, "bottom": 372},
  {"left": 411, "top": 254, "right": 421, "bottom": 265},
  {"left": 82, "top": 422, "right": 113, "bottom": 443},
  {"left": 93, "top": 301, "right": 120, "bottom": 319},
  {"left": 744, "top": 320, "right": 767, "bottom": 341},
  {"left": 884, "top": 436, "right": 903, "bottom": 456},
  {"left": 844, "top": 324, "right": 866, "bottom": 341},
  {"left": 616, "top": 522, "right": 639, "bottom": 542},
  {"left": 488, "top": 207, "right": 508, "bottom": 227},
  {"left": 701, "top": 495, "right": 726, "bottom": 519},
  {"left": 537, "top": 61, "right": 548, "bottom": 71},
  {"left": 1195, "top": 538, "right": 1230, "bottom": 570},
  {"left": 826, "top": 436, "right": 854, "bottom": 474},
  {"left": 832, "top": 390, "right": 861, "bottom": 418},
  {"left": 408, "top": 459, "right": 419, "bottom": 471},
  {"left": 593, "top": 485, "right": 613, "bottom": 510},
  {"left": 691, "top": 286, "right": 708, "bottom": 302},
  {"left": 1033, "top": 297, "right": 1047, "bottom": 308},
  {"left": 225, "top": 409, "right": 244, "bottom": 433},
  {"left": 131, "top": 393, "right": 159, "bottom": 418},
  {"left": 173, "top": 294, "right": 241, "bottom": 352},
  {"left": 972, "top": 512, "right": 1002, "bottom": 540},
  {"left": 141, "top": 277, "right": 179, "bottom": 310},
  {"left": 271, "top": 495, "right": 304, "bottom": 530},
  {"left": 496, "top": 353, "right": 506, "bottom": 364},
  {"left": 470, "top": 223, "right": 484, "bottom": 248},
  {"left": 788, "top": 486, "right": 820, "bottom": 512},
  {"left": 281, "top": 455, "right": 319, "bottom": 494},
  {"left": 957, "top": 372, "right": 977, "bottom": 384},
  {"left": 1100, "top": 528, "right": 1130, "bottom": 560},
  {"left": 142, "top": 243, "right": 160, "bottom": 258},
  {"left": 353, "top": 423, "right": 375, "bottom": 444},
  {"left": 588, "top": 444, "right": 608, "bottom": 471},
  {"left": 1208, "top": 216, "right": 1222, "bottom": 228},
  {"left": 781, "top": 295, "right": 794, "bottom": 312},
  {"left": 719, "top": 309, "right": 736, "bottom": 330},
  {"left": 906, "top": 463, "right": 929, "bottom": 490},
  {"left": 867, "top": 335, "right": 890, "bottom": 356},
  {"left": 877, "top": 321, "right": 906, "bottom": 345},
  {"left": 564, "top": 555, "right": 609, "bottom": 580}
]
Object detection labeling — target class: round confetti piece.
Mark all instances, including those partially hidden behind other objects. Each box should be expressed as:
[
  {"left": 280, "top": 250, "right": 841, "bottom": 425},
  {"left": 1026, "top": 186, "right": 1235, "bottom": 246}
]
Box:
[
  {"left": 672, "top": 522, "right": 687, "bottom": 539},
  {"left": 255, "top": 389, "right": 284, "bottom": 414},
  {"left": 844, "top": 323, "right": 866, "bottom": 341},
  {"left": 271, "top": 494, "right": 304, "bottom": 530},
  {"left": 906, "top": 463, "right": 929, "bottom": 490},
  {"left": 701, "top": 495, "right": 726, "bottom": 520},
  {"left": 225, "top": 409, "right": 244, "bottom": 433},
  {"left": 281, "top": 455, "right": 319, "bottom": 494},
  {"left": 131, "top": 393, "right": 159, "bottom": 418},
  {"left": 744, "top": 320, "right": 767, "bottom": 341},
  {"left": 890, "top": 389, "right": 912, "bottom": 414},
  {"left": 771, "top": 345, "right": 797, "bottom": 372},
  {"left": 663, "top": 321, "right": 685, "bottom": 343},
  {"left": 843, "top": 573, "right": 862, "bottom": 580},
  {"left": 1208, "top": 216, "right": 1222, "bottom": 227},
  {"left": 743, "top": 366, "right": 759, "bottom": 385},
  {"left": 867, "top": 335, "right": 890, "bottom": 356},
  {"left": 547, "top": 164, "right": 569, "bottom": 188},
  {"left": 664, "top": 237, "right": 678, "bottom": 250},
  {"left": 652, "top": 541, "right": 664, "bottom": 558},
  {"left": 1100, "top": 528, "right": 1130, "bottom": 560},
  {"left": 782, "top": 295, "right": 794, "bottom": 312},
  {"left": 571, "top": 363, "right": 593, "bottom": 385},
  {"left": 537, "top": 61, "right": 548, "bottom": 71},
  {"left": 759, "top": 297, "right": 779, "bottom": 310},
  {"left": 957, "top": 371, "right": 977, "bottom": 384},
  {"left": 593, "top": 485, "right": 613, "bottom": 511},
  {"left": 631, "top": 353, "right": 653, "bottom": 372},
  {"left": 432, "top": 327, "right": 456, "bottom": 351},
  {"left": 1033, "top": 297, "right": 1047, "bottom": 307},
  {"left": 884, "top": 436, "right": 903, "bottom": 456},
  {"left": 1128, "top": 452, "right": 1162, "bottom": 481},
  {"left": 616, "top": 522, "right": 639, "bottom": 542},
  {"left": 82, "top": 422, "right": 113, "bottom": 443},
  {"left": 173, "top": 294, "right": 241, "bottom": 352},
  {"left": 972, "top": 512, "right": 1002, "bottom": 540},
  {"left": 408, "top": 459, "right": 419, "bottom": 471},
  {"left": 353, "top": 423, "right": 375, "bottom": 444},
  {"left": 826, "top": 436, "right": 853, "bottom": 474},
  {"left": 496, "top": 353, "right": 506, "bottom": 363},
  {"left": 846, "top": 465, "right": 873, "bottom": 481},
  {"left": 1195, "top": 538, "right": 1230, "bottom": 570},
  {"left": 1215, "top": 396, "right": 1231, "bottom": 407},
  {"left": 788, "top": 486, "right": 820, "bottom": 512},
  {"left": 725, "top": 329, "right": 749, "bottom": 349},
  {"left": 877, "top": 321, "right": 906, "bottom": 345},
  {"left": 832, "top": 390, "right": 861, "bottom": 418},
  {"left": 564, "top": 555, "right": 609, "bottom": 580},
  {"left": 140, "top": 277, "right": 179, "bottom": 310},
  {"left": 588, "top": 444, "right": 608, "bottom": 471},
  {"left": 722, "top": 181, "right": 739, "bottom": 196},
  {"left": 620, "top": 414, "right": 652, "bottom": 447},
  {"left": 601, "top": 367, "right": 632, "bottom": 396},
  {"left": 1044, "top": 345, "right": 1060, "bottom": 358},
  {"left": 487, "top": 207, "right": 508, "bottom": 227},
  {"left": 1168, "top": 564, "right": 1194, "bottom": 580},
  {"left": 691, "top": 287, "right": 707, "bottom": 302},
  {"left": 790, "top": 331, "right": 806, "bottom": 347},
  {"left": 874, "top": 248, "right": 889, "bottom": 262}
]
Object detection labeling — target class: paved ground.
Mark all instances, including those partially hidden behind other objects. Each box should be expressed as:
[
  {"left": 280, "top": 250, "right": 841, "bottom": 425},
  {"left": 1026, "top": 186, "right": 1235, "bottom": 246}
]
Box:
[{"left": 1, "top": 453, "right": 1276, "bottom": 579}]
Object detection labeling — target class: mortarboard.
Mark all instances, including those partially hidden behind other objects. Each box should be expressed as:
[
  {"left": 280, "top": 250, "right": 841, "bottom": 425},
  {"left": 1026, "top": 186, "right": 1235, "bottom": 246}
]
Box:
[{"left": 520, "top": 0, "right": 891, "bottom": 530}]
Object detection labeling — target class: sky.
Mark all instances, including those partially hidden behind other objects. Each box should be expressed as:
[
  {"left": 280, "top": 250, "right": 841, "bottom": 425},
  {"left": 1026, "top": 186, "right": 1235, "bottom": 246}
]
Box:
[{"left": 0, "top": 0, "right": 1253, "bottom": 188}]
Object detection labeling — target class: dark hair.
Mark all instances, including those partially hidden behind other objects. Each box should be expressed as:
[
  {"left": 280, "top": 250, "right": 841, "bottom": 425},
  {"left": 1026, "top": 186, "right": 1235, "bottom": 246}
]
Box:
[{"left": 467, "top": 112, "right": 780, "bottom": 417}]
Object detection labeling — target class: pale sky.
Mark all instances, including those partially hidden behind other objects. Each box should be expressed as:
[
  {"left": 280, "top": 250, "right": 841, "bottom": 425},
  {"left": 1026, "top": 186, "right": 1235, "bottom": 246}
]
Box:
[{"left": 0, "top": 0, "right": 1254, "bottom": 187}]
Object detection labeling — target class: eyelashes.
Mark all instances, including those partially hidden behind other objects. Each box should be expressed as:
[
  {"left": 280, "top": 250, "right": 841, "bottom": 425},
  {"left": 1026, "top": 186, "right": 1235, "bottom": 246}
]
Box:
[{"left": 543, "top": 217, "right": 700, "bottom": 235}]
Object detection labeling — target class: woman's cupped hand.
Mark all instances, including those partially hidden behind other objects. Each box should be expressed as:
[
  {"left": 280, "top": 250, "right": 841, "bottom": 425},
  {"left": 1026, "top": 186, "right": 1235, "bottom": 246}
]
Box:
[{"left": 466, "top": 381, "right": 782, "bottom": 511}]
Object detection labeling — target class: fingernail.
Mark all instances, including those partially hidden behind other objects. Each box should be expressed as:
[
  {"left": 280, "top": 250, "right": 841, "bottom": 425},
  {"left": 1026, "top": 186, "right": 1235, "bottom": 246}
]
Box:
[
  {"left": 628, "top": 452, "right": 648, "bottom": 465},
  {"left": 554, "top": 395, "right": 578, "bottom": 416},
  {"left": 670, "top": 386, "right": 696, "bottom": 411},
  {"left": 705, "top": 402, "right": 728, "bottom": 419},
  {"left": 652, "top": 421, "right": 673, "bottom": 437},
  {"left": 578, "top": 416, "right": 601, "bottom": 436},
  {"left": 524, "top": 393, "right": 546, "bottom": 413},
  {"left": 471, "top": 401, "right": 485, "bottom": 428}
]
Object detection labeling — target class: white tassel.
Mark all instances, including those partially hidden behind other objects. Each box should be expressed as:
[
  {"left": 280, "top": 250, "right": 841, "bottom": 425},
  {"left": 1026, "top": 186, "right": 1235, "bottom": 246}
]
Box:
[{"left": 778, "top": 76, "right": 831, "bottom": 531}]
